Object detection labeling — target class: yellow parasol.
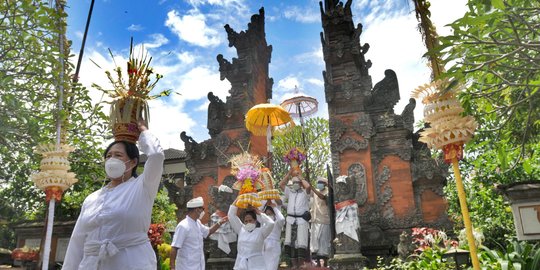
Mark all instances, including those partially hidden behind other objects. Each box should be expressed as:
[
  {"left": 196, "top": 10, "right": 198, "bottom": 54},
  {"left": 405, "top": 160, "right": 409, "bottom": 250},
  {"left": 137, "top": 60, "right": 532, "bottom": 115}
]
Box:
[
  {"left": 245, "top": 103, "right": 293, "bottom": 164},
  {"left": 245, "top": 103, "right": 294, "bottom": 136}
]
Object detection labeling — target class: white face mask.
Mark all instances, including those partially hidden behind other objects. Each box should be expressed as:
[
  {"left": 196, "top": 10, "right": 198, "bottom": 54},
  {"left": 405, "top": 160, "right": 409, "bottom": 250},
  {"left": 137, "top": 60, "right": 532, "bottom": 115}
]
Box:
[
  {"left": 105, "top": 158, "right": 130, "bottom": 179},
  {"left": 243, "top": 223, "right": 256, "bottom": 232},
  {"left": 292, "top": 183, "right": 301, "bottom": 191},
  {"left": 317, "top": 183, "right": 325, "bottom": 190},
  {"left": 198, "top": 210, "right": 205, "bottom": 220}
]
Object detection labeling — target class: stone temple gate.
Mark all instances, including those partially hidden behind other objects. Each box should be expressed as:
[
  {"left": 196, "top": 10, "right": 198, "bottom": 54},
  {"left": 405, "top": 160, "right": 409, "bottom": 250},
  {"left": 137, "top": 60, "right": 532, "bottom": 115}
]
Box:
[{"left": 167, "top": 0, "right": 451, "bottom": 268}]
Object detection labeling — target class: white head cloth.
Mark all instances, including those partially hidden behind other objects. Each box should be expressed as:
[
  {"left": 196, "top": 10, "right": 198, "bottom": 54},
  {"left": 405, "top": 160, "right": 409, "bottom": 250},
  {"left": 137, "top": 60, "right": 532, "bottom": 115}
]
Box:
[
  {"left": 218, "top": 185, "right": 233, "bottom": 193},
  {"left": 187, "top": 196, "right": 204, "bottom": 208}
]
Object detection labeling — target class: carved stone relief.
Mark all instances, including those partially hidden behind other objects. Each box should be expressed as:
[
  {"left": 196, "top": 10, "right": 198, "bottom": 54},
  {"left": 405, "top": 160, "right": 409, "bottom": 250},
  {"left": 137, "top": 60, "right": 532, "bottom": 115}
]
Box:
[
  {"left": 207, "top": 92, "right": 225, "bottom": 137},
  {"left": 334, "top": 231, "right": 362, "bottom": 254},
  {"left": 331, "top": 150, "right": 341, "bottom": 177},
  {"left": 348, "top": 163, "right": 368, "bottom": 206},
  {"left": 376, "top": 113, "right": 397, "bottom": 128},
  {"left": 329, "top": 118, "right": 347, "bottom": 143},
  {"left": 352, "top": 114, "right": 373, "bottom": 139},
  {"left": 209, "top": 175, "right": 238, "bottom": 213},
  {"left": 375, "top": 166, "right": 394, "bottom": 219},
  {"left": 342, "top": 79, "right": 353, "bottom": 99},
  {"left": 214, "top": 133, "right": 231, "bottom": 155},
  {"left": 335, "top": 136, "right": 368, "bottom": 153}
]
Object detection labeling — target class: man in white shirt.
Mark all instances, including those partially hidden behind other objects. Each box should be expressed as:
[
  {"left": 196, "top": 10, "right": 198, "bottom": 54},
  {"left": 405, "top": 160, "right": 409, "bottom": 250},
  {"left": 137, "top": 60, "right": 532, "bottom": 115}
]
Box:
[
  {"left": 310, "top": 177, "right": 331, "bottom": 267},
  {"left": 279, "top": 169, "right": 311, "bottom": 268},
  {"left": 170, "top": 197, "right": 228, "bottom": 270}
]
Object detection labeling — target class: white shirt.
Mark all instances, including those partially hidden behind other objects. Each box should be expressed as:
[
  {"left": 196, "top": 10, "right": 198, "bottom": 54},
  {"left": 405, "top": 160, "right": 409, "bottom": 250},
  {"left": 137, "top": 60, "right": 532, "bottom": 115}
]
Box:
[
  {"left": 62, "top": 131, "right": 165, "bottom": 270},
  {"left": 171, "top": 216, "right": 210, "bottom": 270},
  {"left": 228, "top": 205, "right": 274, "bottom": 270},
  {"left": 265, "top": 205, "right": 285, "bottom": 242},
  {"left": 311, "top": 188, "right": 330, "bottom": 224},
  {"left": 263, "top": 206, "right": 285, "bottom": 270},
  {"left": 284, "top": 186, "right": 310, "bottom": 225}
]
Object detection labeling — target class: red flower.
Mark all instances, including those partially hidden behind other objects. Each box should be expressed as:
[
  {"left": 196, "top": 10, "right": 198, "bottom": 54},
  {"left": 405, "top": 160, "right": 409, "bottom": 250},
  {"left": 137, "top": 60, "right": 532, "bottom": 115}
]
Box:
[{"left": 148, "top": 223, "right": 166, "bottom": 247}]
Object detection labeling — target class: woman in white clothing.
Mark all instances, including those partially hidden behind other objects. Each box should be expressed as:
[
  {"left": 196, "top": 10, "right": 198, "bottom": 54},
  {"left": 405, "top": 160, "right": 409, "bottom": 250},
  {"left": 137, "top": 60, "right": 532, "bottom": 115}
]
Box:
[
  {"left": 228, "top": 201, "right": 274, "bottom": 270},
  {"left": 262, "top": 202, "right": 285, "bottom": 270},
  {"left": 62, "top": 122, "right": 164, "bottom": 270}
]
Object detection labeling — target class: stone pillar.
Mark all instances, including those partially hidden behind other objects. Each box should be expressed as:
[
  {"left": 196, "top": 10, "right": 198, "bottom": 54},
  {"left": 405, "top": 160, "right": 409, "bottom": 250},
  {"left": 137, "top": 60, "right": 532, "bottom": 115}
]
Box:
[{"left": 320, "top": 0, "right": 451, "bottom": 266}]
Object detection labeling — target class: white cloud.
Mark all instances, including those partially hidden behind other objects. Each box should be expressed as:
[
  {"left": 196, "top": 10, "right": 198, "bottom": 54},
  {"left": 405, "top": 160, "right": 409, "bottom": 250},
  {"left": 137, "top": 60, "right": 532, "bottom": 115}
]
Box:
[
  {"left": 196, "top": 101, "right": 210, "bottom": 111},
  {"left": 352, "top": 0, "right": 407, "bottom": 26},
  {"left": 77, "top": 49, "right": 126, "bottom": 108},
  {"left": 176, "top": 51, "right": 196, "bottom": 65},
  {"left": 171, "top": 66, "right": 230, "bottom": 102},
  {"left": 276, "top": 76, "right": 300, "bottom": 92},
  {"left": 127, "top": 24, "right": 144, "bottom": 31},
  {"left": 143, "top": 33, "right": 169, "bottom": 49},
  {"left": 306, "top": 78, "right": 323, "bottom": 87},
  {"left": 429, "top": 0, "right": 468, "bottom": 37},
  {"left": 294, "top": 46, "right": 324, "bottom": 66},
  {"left": 283, "top": 6, "right": 320, "bottom": 23},
  {"left": 75, "top": 31, "right": 83, "bottom": 40},
  {"left": 147, "top": 99, "right": 196, "bottom": 150},
  {"left": 165, "top": 10, "right": 221, "bottom": 48}
]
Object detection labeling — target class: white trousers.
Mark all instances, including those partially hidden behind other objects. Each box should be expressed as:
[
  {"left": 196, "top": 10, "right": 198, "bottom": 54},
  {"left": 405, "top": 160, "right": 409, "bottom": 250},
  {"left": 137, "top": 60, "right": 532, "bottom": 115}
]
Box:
[
  {"left": 310, "top": 223, "right": 331, "bottom": 256},
  {"left": 263, "top": 239, "right": 281, "bottom": 270},
  {"left": 284, "top": 222, "right": 309, "bottom": 249}
]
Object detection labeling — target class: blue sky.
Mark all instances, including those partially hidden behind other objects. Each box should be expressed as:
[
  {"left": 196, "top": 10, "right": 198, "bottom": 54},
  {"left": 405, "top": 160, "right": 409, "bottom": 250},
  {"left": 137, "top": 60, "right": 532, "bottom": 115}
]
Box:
[{"left": 66, "top": 0, "right": 467, "bottom": 150}]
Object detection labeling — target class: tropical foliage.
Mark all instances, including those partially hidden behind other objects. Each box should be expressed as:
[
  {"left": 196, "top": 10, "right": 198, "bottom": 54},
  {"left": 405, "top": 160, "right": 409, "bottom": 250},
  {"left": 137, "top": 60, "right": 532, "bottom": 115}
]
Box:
[
  {"left": 271, "top": 117, "right": 331, "bottom": 184},
  {"left": 0, "top": 0, "right": 108, "bottom": 248},
  {"left": 435, "top": 0, "right": 540, "bottom": 252},
  {"left": 438, "top": 0, "right": 540, "bottom": 173}
]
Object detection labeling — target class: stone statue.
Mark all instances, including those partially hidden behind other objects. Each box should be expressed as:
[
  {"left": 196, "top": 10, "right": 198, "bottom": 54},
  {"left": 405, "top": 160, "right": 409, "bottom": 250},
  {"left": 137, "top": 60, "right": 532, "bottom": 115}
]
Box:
[
  {"left": 209, "top": 176, "right": 238, "bottom": 213},
  {"left": 397, "top": 231, "right": 413, "bottom": 260},
  {"left": 206, "top": 176, "right": 238, "bottom": 260},
  {"left": 401, "top": 98, "right": 416, "bottom": 132},
  {"left": 333, "top": 175, "right": 361, "bottom": 254},
  {"left": 180, "top": 131, "right": 198, "bottom": 153},
  {"left": 216, "top": 54, "right": 232, "bottom": 81},
  {"left": 368, "top": 69, "right": 400, "bottom": 111},
  {"left": 348, "top": 163, "right": 367, "bottom": 206},
  {"left": 224, "top": 24, "right": 239, "bottom": 47},
  {"left": 334, "top": 175, "right": 356, "bottom": 203},
  {"left": 207, "top": 92, "right": 225, "bottom": 137}
]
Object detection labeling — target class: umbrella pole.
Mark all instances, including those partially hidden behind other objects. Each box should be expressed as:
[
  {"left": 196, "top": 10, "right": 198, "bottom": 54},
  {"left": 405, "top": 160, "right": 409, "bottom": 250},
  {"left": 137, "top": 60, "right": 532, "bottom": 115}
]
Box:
[
  {"left": 296, "top": 103, "right": 312, "bottom": 265},
  {"left": 297, "top": 103, "right": 311, "bottom": 183},
  {"left": 266, "top": 124, "right": 273, "bottom": 168}
]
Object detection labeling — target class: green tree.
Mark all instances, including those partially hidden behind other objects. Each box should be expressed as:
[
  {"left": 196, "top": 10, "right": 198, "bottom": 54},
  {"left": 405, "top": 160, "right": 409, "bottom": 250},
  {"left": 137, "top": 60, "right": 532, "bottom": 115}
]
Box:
[
  {"left": 434, "top": 0, "right": 540, "bottom": 251},
  {"left": 271, "top": 117, "right": 331, "bottom": 185},
  {"left": 438, "top": 0, "right": 540, "bottom": 173},
  {"left": 0, "top": 0, "right": 108, "bottom": 248}
]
